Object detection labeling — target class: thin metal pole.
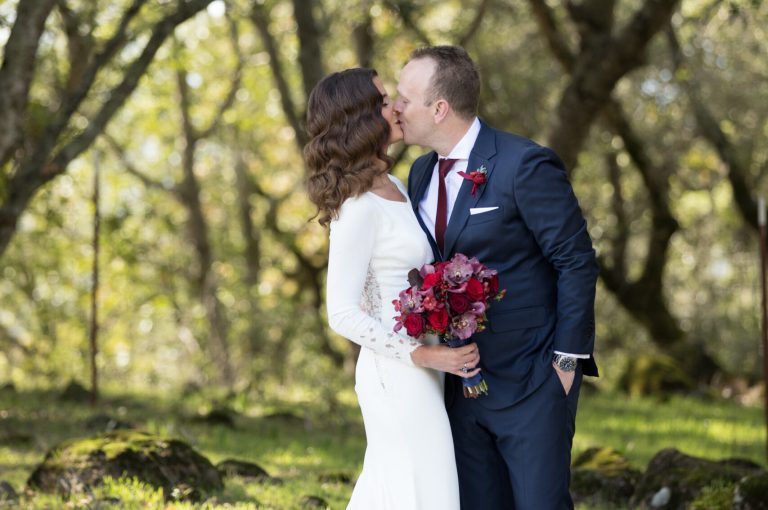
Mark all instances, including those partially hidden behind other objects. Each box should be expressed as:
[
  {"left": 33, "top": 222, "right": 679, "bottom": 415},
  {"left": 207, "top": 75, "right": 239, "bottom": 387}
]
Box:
[{"left": 758, "top": 196, "right": 767, "bottom": 463}]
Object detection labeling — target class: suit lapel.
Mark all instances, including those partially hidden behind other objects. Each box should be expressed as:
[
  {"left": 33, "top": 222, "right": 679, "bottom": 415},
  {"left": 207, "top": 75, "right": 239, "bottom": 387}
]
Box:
[
  {"left": 443, "top": 122, "right": 497, "bottom": 257},
  {"left": 410, "top": 152, "right": 441, "bottom": 259},
  {"left": 411, "top": 152, "right": 438, "bottom": 209}
]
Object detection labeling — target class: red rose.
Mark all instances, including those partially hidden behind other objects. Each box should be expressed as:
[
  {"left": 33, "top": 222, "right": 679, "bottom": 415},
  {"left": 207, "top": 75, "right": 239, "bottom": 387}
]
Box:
[
  {"left": 466, "top": 278, "right": 485, "bottom": 301},
  {"left": 422, "top": 273, "right": 441, "bottom": 290},
  {"left": 488, "top": 275, "right": 500, "bottom": 296},
  {"left": 404, "top": 314, "right": 425, "bottom": 337},
  {"left": 427, "top": 309, "right": 449, "bottom": 333},
  {"left": 448, "top": 293, "right": 470, "bottom": 314}
]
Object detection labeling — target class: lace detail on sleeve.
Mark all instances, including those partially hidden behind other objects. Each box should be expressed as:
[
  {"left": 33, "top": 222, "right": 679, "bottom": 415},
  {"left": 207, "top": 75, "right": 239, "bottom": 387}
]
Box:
[
  {"left": 360, "top": 265, "right": 381, "bottom": 317},
  {"left": 326, "top": 196, "right": 421, "bottom": 365}
]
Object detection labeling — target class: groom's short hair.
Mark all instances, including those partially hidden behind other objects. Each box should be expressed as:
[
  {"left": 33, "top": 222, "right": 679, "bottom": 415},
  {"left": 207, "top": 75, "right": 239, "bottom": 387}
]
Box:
[{"left": 409, "top": 45, "right": 480, "bottom": 120}]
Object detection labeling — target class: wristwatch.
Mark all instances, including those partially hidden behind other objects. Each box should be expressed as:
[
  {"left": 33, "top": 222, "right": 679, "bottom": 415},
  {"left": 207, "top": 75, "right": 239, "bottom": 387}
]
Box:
[{"left": 553, "top": 354, "right": 578, "bottom": 372}]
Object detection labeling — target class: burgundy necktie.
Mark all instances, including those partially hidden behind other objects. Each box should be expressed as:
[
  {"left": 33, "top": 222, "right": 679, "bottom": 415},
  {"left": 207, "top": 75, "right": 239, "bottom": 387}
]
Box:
[{"left": 435, "top": 158, "right": 458, "bottom": 252}]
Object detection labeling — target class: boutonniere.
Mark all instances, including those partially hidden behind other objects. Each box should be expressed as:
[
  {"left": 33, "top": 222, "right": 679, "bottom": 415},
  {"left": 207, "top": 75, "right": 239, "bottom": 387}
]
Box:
[{"left": 457, "top": 165, "right": 488, "bottom": 196}]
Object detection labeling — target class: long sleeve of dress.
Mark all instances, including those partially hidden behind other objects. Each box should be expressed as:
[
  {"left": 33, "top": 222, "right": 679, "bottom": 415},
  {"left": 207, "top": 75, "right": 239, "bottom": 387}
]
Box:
[{"left": 326, "top": 196, "right": 421, "bottom": 365}]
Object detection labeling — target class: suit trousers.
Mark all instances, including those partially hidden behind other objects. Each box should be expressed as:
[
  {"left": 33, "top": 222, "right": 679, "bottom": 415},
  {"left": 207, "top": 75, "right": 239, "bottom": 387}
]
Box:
[{"left": 447, "top": 365, "right": 583, "bottom": 510}]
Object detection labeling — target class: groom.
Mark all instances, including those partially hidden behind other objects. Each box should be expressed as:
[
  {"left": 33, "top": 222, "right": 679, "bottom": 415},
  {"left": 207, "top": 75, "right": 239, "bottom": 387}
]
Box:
[{"left": 398, "top": 46, "right": 598, "bottom": 509}]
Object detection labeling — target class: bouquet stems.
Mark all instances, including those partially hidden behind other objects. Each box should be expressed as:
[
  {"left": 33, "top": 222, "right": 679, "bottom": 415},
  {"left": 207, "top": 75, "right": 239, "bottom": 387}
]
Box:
[{"left": 445, "top": 336, "right": 489, "bottom": 399}]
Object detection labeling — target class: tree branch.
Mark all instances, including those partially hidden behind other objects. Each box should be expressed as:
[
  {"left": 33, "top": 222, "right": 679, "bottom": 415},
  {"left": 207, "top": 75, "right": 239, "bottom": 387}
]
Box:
[
  {"left": 57, "top": 0, "right": 95, "bottom": 95},
  {"left": 354, "top": 4, "right": 375, "bottom": 69},
  {"left": 667, "top": 25, "right": 758, "bottom": 230},
  {"left": 251, "top": 180, "right": 322, "bottom": 272},
  {"left": 383, "top": 1, "right": 431, "bottom": 46},
  {"left": 0, "top": 0, "right": 57, "bottom": 167},
  {"left": 527, "top": 0, "right": 575, "bottom": 72},
  {"left": 606, "top": 153, "right": 628, "bottom": 277},
  {"left": 102, "top": 134, "right": 167, "bottom": 191},
  {"left": 46, "top": 0, "right": 214, "bottom": 178},
  {"left": 42, "top": 0, "right": 148, "bottom": 157},
  {"left": 198, "top": 13, "right": 244, "bottom": 140},
  {"left": 250, "top": 3, "right": 306, "bottom": 150},
  {"left": 458, "top": 0, "right": 491, "bottom": 47},
  {"left": 547, "top": 0, "right": 680, "bottom": 172},
  {"left": 291, "top": 0, "right": 325, "bottom": 103}
]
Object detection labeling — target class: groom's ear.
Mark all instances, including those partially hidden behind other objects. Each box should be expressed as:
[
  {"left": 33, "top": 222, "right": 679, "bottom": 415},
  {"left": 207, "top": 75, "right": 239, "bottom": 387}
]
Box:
[{"left": 433, "top": 99, "right": 450, "bottom": 123}]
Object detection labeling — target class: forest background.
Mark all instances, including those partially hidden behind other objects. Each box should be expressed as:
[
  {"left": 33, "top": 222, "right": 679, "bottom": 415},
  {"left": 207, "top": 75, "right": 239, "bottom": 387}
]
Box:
[
  {"left": 0, "top": 1, "right": 767, "bottom": 505},
  {"left": 2, "top": 0, "right": 766, "bottom": 400}
]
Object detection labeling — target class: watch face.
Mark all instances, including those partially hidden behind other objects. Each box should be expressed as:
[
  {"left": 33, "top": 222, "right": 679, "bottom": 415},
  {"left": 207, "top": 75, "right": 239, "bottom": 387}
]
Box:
[{"left": 557, "top": 356, "right": 577, "bottom": 372}]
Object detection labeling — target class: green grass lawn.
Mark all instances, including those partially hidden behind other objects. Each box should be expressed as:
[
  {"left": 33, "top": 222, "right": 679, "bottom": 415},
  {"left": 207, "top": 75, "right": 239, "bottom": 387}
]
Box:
[{"left": 0, "top": 385, "right": 764, "bottom": 509}]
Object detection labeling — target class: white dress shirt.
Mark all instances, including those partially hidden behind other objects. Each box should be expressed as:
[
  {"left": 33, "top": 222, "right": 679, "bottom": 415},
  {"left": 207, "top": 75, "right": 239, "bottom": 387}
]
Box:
[
  {"left": 418, "top": 118, "right": 482, "bottom": 240},
  {"left": 416, "top": 117, "right": 587, "bottom": 361}
]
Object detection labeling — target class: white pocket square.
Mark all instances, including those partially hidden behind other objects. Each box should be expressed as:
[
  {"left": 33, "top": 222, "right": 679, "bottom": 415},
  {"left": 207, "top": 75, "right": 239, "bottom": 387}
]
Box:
[{"left": 469, "top": 206, "right": 499, "bottom": 215}]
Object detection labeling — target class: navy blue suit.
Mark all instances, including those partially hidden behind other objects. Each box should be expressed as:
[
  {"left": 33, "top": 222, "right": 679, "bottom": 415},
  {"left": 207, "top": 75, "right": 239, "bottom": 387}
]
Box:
[{"left": 407, "top": 121, "right": 598, "bottom": 509}]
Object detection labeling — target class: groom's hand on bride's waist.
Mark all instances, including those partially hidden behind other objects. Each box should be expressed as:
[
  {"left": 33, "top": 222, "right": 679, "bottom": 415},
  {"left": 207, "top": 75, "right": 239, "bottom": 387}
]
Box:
[{"left": 411, "top": 343, "right": 482, "bottom": 379}]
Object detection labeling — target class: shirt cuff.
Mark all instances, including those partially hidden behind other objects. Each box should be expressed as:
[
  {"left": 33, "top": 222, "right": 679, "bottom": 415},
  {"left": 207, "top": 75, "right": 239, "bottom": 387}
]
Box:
[{"left": 554, "top": 351, "right": 590, "bottom": 359}]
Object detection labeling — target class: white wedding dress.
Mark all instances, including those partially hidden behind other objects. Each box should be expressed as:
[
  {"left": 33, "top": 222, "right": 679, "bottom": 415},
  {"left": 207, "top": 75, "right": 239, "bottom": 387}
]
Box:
[{"left": 326, "top": 175, "right": 460, "bottom": 510}]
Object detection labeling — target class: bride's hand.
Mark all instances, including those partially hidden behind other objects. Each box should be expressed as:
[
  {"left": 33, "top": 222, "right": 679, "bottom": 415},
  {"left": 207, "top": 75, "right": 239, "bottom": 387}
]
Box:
[{"left": 410, "top": 343, "right": 481, "bottom": 378}]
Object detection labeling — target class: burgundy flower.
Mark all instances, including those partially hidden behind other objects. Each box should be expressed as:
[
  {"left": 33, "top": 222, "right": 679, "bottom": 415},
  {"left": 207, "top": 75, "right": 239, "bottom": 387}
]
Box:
[
  {"left": 457, "top": 166, "right": 488, "bottom": 196},
  {"left": 404, "top": 314, "right": 425, "bottom": 337},
  {"left": 488, "top": 274, "right": 500, "bottom": 297},
  {"left": 422, "top": 272, "right": 442, "bottom": 290},
  {"left": 448, "top": 292, "right": 471, "bottom": 314},
  {"left": 466, "top": 278, "right": 485, "bottom": 301},
  {"left": 427, "top": 309, "right": 449, "bottom": 333}
]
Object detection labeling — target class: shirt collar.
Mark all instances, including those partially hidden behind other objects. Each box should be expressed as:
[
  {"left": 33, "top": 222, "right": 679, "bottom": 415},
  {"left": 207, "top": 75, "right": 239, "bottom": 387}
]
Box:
[{"left": 442, "top": 117, "right": 481, "bottom": 161}]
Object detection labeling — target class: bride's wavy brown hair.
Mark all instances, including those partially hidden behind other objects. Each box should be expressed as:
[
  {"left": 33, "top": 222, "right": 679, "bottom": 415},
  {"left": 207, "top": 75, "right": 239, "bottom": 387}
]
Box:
[{"left": 305, "top": 68, "right": 393, "bottom": 227}]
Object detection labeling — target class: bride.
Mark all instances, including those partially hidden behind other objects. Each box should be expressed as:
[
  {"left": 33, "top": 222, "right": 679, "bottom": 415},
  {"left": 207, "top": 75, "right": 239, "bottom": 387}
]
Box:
[{"left": 305, "top": 68, "right": 481, "bottom": 509}]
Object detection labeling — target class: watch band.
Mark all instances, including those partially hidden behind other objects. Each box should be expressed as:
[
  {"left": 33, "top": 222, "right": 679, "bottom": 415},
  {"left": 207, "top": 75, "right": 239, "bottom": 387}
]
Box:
[{"left": 553, "top": 353, "right": 578, "bottom": 372}]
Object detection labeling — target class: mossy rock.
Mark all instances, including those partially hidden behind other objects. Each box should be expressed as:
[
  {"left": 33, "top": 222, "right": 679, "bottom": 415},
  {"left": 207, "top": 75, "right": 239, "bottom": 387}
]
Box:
[
  {"left": 318, "top": 472, "right": 353, "bottom": 485},
  {"left": 734, "top": 472, "right": 768, "bottom": 510},
  {"left": 570, "top": 447, "right": 641, "bottom": 506},
  {"left": 299, "top": 495, "right": 329, "bottom": 509},
  {"left": 0, "top": 431, "right": 35, "bottom": 447},
  {"left": 689, "top": 482, "right": 736, "bottom": 510},
  {"left": 618, "top": 354, "right": 694, "bottom": 398},
  {"left": 263, "top": 411, "right": 305, "bottom": 426},
  {"left": 193, "top": 407, "right": 237, "bottom": 428},
  {"left": 216, "top": 459, "right": 270, "bottom": 481},
  {"left": 26, "top": 430, "right": 222, "bottom": 501},
  {"left": 59, "top": 381, "right": 92, "bottom": 402},
  {"left": 0, "top": 481, "right": 17, "bottom": 502},
  {"left": 630, "top": 448, "right": 764, "bottom": 509}
]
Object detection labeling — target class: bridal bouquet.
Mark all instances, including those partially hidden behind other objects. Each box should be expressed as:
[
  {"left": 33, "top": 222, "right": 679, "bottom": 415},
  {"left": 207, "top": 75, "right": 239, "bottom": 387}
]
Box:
[{"left": 392, "top": 253, "right": 506, "bottom": 398}]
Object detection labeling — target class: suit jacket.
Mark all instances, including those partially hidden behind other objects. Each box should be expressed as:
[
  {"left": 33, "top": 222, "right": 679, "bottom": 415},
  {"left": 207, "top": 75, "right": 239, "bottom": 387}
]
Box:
[{"left": 407, "top": 120, "right": 599, "bottom": 410}]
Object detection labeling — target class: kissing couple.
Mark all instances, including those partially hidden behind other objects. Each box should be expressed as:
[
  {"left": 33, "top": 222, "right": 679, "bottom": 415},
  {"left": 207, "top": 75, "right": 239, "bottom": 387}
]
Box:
[{"left": 305, "top": 45, "right": 598, "bottom": 510}]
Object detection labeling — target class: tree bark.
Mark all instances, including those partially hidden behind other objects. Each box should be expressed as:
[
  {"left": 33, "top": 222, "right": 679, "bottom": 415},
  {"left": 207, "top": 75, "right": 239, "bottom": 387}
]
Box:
[
  {"left": 252, "top": 181, "right": 344, "bottom": 368},
  {"left": 529, "top": 0, "right": 720, "bottom": 381},
  {"left": 544, "top": 0, "right": 681, "bottom": 173},
  {"left": 89, "top": 150, "right": 101, "bottom": 406},
  {"left": 667, "top": 26, "right": 759, "bottom": 231},
  {"left": 172, "top": 32, "right": 243, "bottom": 387},
  {"left": 0, "top": 0, "right": 57, "bottom": 167},
  {"left": 233, "top": 144, "right": 266, "bottom": 361},
  {"left": 291, "top": 0, "right": 325, "bottom": 102},
  {"left": 250, "top": 4, "right": 308, "bottom": 151}
]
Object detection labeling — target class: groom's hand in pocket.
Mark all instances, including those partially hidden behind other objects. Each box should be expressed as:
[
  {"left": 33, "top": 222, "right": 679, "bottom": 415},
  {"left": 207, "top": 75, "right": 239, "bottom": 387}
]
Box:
[
  {"left": 411, "top": 343, "right": 481, "bottom": 378},
  {"left": 553, "top": 364, "right": 575, "bottom": 395}
]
